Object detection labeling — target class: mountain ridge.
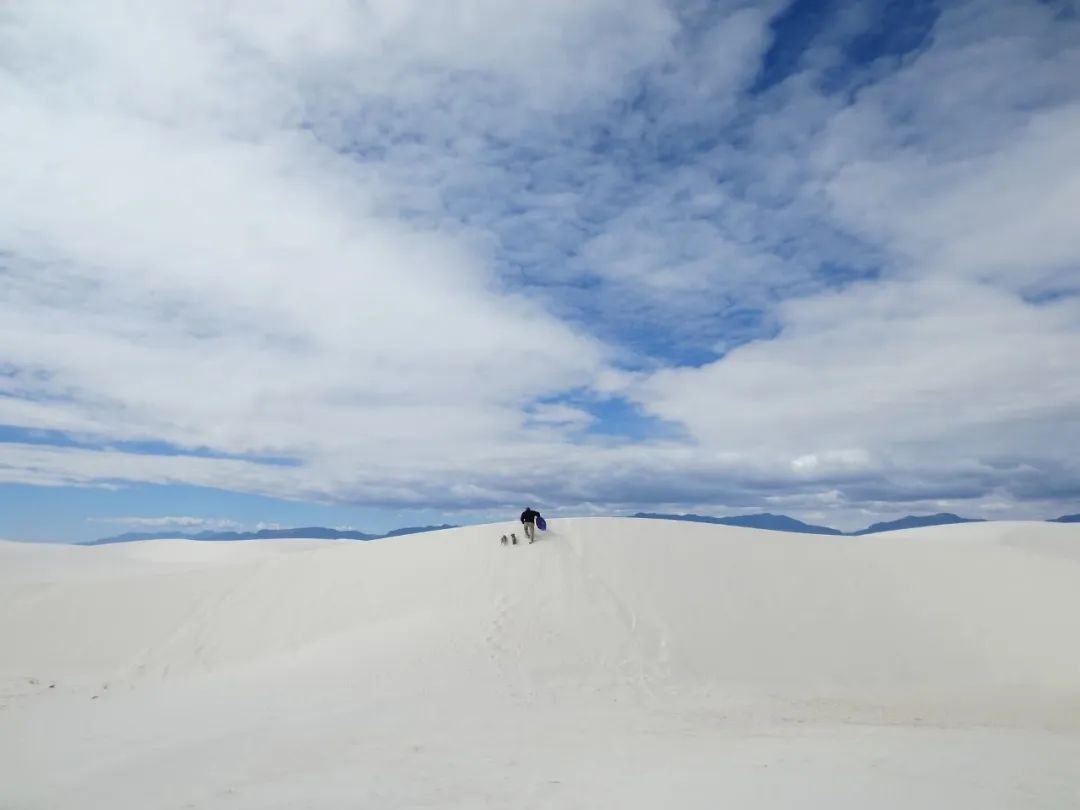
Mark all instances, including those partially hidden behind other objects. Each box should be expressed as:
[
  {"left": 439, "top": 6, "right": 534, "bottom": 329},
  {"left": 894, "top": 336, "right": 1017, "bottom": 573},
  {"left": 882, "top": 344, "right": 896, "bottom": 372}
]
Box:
[
  {"left": 86, "top": 510, "right": 1079, "bottom": 545},
  {"left": 631, "top": 511, "right": 1052, "bottom": 535},
  {"left": 632, "top": 512, "right": 843, "bottom": 535},
  {"left": 849, "top": 512, "right": 983, "bottom": 535}
]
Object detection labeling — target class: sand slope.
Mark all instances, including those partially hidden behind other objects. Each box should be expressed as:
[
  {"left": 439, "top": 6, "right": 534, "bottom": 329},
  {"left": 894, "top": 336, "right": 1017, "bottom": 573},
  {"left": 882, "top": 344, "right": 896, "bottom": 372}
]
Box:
[{"left": 2, "top": 519, "right": 1079, "bottom": 808}]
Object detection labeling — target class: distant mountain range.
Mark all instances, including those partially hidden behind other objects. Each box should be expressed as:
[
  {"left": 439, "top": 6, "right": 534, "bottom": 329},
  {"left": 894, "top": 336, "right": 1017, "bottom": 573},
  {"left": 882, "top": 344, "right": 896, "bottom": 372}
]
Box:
[
  {"left": 849, "top": 513, "right": 983, "bottom": 535},
  {"left": 634, "top": 511, "right": 1074, "bottom": 536},
  {"left": 85, "top": 511, "right": 1079, "bottom": 545},
  {"left": 632, "top": 512, "right": 843, "bottom": 535},
  {"left": 85, "top": 525, "right": 456, "bottom": 546}
]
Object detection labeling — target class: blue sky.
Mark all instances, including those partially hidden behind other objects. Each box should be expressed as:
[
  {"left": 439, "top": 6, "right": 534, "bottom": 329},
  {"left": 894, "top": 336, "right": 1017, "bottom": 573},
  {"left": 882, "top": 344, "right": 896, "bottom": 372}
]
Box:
[{"left": 2, "top": 0, "right": 1079, "bottom": 541}]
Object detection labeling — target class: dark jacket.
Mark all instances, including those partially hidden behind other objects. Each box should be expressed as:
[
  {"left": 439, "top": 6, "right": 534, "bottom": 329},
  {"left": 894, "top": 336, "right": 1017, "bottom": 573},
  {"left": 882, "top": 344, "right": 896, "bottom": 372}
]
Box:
[{"left": 520, "top": 509, "right": 540, "bottom": 525}]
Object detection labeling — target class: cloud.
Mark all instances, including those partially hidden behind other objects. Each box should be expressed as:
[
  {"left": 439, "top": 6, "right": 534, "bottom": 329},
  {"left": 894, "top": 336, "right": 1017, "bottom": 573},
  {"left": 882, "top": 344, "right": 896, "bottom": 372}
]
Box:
[
  {"left": 620, "top": 0, "right": 1080, "bottom": 516},
  {"left": 1, "top": 0, "right": 1079, "bottom": 523},
  {"left": 527, "top": 404, "right": 596, "bottom": 430},
  {"left": 1, "top": 1, "right": 622, "bottom": 464},
  {"left": 90, "top": 515, "right": 242, "bottom": 531},
  {"left": 634, "top": 280, "right": 1080, "bottom": 456}
]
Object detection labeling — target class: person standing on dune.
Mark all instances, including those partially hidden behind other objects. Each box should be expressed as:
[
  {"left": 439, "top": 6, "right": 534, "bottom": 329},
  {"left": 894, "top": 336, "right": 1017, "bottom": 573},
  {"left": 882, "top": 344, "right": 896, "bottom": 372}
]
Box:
[{"left": 520, "top": 507, "right": 542, "bottom": 543}]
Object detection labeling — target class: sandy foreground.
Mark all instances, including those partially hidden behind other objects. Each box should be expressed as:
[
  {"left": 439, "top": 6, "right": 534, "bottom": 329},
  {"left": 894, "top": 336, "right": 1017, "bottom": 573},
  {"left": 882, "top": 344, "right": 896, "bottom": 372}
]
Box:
[{"left": 2, "top": 518, "right": 1079, "bottom": 809}]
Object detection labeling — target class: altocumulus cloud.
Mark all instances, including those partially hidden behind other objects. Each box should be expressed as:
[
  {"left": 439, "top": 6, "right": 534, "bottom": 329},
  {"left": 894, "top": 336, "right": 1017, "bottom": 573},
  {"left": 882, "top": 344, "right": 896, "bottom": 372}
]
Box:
[{"left": 1, "top": 0, "right": 1078, "bottom": 527}]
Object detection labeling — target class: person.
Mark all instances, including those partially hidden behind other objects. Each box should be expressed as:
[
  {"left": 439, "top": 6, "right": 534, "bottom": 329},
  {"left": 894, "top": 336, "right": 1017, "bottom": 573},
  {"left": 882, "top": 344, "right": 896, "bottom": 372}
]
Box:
[{"left": 520, "top": 507, "right": 541, "bottom": 543}]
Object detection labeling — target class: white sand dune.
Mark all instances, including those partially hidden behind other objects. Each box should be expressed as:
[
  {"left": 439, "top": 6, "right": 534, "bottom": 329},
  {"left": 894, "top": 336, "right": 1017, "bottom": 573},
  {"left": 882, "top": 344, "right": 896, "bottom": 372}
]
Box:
[{"left": 2, "top": 518, "right": 1079, "bottom": 808}]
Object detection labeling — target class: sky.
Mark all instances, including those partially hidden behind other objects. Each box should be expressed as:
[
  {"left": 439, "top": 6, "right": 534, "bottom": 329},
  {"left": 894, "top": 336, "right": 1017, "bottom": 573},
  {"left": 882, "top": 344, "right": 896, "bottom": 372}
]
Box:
[{"left": 2, "top": 0, "right": 1079, "bottom": 542}]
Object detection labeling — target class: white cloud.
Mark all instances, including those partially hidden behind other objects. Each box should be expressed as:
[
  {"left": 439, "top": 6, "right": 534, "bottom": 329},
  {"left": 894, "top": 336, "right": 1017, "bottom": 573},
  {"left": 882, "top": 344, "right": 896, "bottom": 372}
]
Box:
[
  {"left": 635, "top": 279, "right": 1080, "bottom": 454},
  {"left": 527, "top": 404, "right": 595, "bottom": 429},
  {"left": 0, "top": 0, "right": 634, "bottom": 471},
  {"left": 90, "top": 516, "right": 241, "bottom": 531},
  {"left": 621, "top": 0, "right": 1080, "bottom": 516},
  {"left": 814, "top": 7, "right": 1080, "bottom": 293},
  {"left": 1, "top": 0, "right": 1079, "bottom": 523}
]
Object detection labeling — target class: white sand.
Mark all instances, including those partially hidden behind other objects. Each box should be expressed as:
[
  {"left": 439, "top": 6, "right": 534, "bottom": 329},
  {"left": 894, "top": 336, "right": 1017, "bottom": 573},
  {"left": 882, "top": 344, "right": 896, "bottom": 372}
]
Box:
[{"left": 2, "top": 519, "right": 1079, "bottom": 808}]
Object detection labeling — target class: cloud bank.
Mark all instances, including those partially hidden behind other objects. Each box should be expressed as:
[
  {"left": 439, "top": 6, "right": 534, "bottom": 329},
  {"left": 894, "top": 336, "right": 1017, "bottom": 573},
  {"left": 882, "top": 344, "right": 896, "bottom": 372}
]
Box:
[{"left": 90, "top": 515, "right": 243, "bottom": 532}]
